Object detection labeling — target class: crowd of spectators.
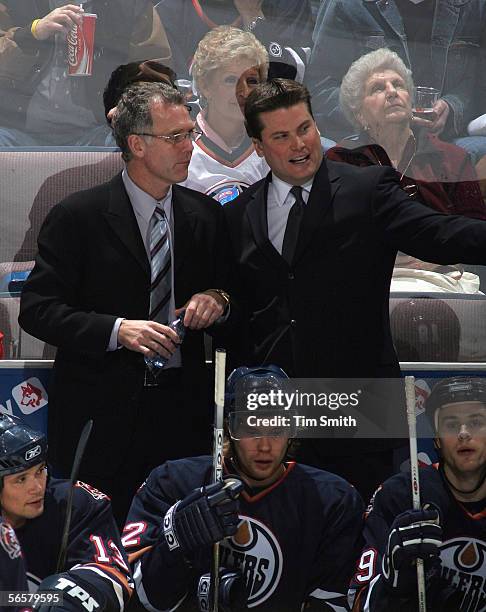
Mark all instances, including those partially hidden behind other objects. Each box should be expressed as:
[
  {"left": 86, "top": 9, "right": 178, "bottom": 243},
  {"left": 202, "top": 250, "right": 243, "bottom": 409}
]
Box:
[
  {"left": 1, "top": 0, "right": 486, "bottom": 354},
  {"left": 1, "top": 1, "right": 484, "bottom": 162}
]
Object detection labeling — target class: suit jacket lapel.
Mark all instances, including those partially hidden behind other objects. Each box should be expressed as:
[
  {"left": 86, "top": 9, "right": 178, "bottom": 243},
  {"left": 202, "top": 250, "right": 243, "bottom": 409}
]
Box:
[
  {"left": 246, "top": 174, "right": 288, "bottom": 271},
  {"left": 103, "top": 173, "right": 150, "bottom": 276},
  {"left": 172, "top": 185, "right": 198, "bottom": 277},
  {"left": 293, "top": 158, "right": 341, "bottom": 264}
]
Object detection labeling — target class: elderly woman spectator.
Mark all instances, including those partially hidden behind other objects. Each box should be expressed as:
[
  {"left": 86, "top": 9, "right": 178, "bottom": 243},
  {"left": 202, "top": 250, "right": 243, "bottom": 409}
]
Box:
[
  {"left": 327, "top": 48, "right": 486, "bottom": 295},
  {"left": 181, "top": 26, "right": 270, "bottom": 204},
  {"left": 327, "top": 48, "right": 486, "bottom": 220}
]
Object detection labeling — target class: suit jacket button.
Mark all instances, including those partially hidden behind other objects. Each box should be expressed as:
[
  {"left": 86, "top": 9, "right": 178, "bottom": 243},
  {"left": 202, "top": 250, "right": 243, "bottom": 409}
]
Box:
[
  {"left": 290, "top": 319, "right": 296, "bottom": 327},
  {"left": 288, "top": 272, "right": 294, "bottom": 280}
]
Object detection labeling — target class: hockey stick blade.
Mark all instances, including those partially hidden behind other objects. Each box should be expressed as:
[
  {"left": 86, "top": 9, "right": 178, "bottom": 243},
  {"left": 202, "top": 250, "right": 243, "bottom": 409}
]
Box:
[{"left": 56, "top": 419, "right": 93, "bottom": 573}]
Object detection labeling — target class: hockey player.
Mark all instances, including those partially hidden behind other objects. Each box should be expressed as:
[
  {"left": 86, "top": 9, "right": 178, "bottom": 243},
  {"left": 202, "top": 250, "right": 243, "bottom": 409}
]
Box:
[
  {"left": 122, "top": 365, "right": 364, "bottom": 611},
  {"left": 349, "top": 376, "right": 486, "bottom": 611},
  {"left": 0, "top": 414, "right": 132, "bottom": 612}
]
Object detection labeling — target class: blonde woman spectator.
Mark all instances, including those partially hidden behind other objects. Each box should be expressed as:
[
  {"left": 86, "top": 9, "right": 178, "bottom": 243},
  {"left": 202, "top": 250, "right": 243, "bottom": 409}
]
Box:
[{"left": 181, "top": 26, "right": 270, "bottom": 204}]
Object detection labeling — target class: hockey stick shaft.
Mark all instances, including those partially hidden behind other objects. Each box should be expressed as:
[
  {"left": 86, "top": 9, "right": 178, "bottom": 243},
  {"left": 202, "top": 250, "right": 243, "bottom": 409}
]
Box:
[
  {"left": 404, "top": 376, "right": 427, "bottom": 612},
  {"left": 56, "top": 419, "right": 93, "bottom": 573},
  {"left": 211, "top": 349, "right": 226, "bottom": 612}
]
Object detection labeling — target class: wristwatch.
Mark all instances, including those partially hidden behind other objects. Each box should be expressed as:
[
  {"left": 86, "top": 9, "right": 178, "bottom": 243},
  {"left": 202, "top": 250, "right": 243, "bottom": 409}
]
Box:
[{"left": 206, "top": 289, "right": 230, "bottom": 310}]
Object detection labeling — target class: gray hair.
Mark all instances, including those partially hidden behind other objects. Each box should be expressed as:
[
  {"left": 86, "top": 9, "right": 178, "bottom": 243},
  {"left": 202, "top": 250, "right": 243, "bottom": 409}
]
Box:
[
  {"left": 192, "top": 26, "right": 268, "bottom": 101},
  {"left": 112, "top": 82, "right": 186, "bottom": 162},
  {"left": 339, "top": 48, "right": 414, "bottom": 129}
]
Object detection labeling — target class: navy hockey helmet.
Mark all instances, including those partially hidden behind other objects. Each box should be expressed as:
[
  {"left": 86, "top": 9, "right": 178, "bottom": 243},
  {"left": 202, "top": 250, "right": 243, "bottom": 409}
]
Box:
[
  {"left": 426, "top": 377, "right": 486, "bottom": 433},
  {"left": 225, "top": 365, "right": 294, "bottom": 440},
  {"left": 0, "top": 414, "right": 47, "bottom": 489}
]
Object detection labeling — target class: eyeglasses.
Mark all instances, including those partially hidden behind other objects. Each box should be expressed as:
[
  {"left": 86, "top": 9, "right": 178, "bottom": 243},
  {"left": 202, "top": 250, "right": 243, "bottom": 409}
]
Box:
[{"left": 134, "top": 128, "right": 202, "bottom": 145}]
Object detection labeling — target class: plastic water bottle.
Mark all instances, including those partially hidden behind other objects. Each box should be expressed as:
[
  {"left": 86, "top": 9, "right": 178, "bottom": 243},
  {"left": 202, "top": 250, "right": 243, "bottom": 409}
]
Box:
[{"left": 144, "top": 311, "right": 186, "bottom": 376}]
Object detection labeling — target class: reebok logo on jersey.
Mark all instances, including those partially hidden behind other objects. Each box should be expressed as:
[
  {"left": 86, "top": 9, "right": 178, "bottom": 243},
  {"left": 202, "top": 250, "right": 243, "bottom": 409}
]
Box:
[
  {"left": 221, "top": 516, "right": 283, "bottom": 607},
  {"left": 12, "top": 378, "right": 47, "bottom": 414},
  {"left": 440, "top": 538, "right": 486, "bottom": 611}
]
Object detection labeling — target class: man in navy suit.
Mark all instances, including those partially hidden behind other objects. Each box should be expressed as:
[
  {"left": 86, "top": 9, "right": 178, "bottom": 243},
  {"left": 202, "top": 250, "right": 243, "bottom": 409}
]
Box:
[{"left": 19, "top": 82, "right": 230, "bottom": 524}]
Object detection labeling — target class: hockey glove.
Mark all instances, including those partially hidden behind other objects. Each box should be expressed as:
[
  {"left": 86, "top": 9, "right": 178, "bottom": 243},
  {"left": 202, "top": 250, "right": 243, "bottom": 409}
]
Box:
[
  {"left": 33, "top": 571, "right": 111, "bottom": 612},
  {"left": 382, "top": 508, "right": 442, "bottom": 596},
  {"left": 162, "top": 478, "right": 243, "bottom": 557},
  {"left": 197, "top": 568, "right": 247, "bottom": 612}
]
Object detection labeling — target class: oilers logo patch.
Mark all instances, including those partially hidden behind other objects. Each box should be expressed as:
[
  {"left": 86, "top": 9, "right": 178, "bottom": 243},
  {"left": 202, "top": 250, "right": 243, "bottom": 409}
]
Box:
[
  {"left": 220, "top": 515, "right": 283, "bottom": 607},
  {"left": 0, "top": 521, "right": 22, "bottom": 559},
  {"left": 440, "top": 538, "right": 486, "bottom": 611},
  {"left": 207, "top": 181, "right": 248, "bottom": 205}
]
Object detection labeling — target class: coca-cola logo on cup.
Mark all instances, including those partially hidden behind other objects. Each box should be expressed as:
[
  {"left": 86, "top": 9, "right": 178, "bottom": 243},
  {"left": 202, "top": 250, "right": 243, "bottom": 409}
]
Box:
[{"left": 67, "top": 24, "right": 79, "bottom": 67}]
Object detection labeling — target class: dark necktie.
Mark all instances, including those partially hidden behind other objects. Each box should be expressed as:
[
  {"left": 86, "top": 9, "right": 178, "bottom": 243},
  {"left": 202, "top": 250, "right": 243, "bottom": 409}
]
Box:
[
  {"left": 148, "top": 204, "right": 171, "bottom": 323},
  {"left": 281, "top": 186, "right": 305, "bottom": 264}
]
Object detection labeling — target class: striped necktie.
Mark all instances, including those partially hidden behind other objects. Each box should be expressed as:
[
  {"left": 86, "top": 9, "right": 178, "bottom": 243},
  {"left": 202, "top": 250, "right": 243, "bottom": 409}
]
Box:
[{"left": 148, "top": 204, "right": 171, "bottom": 324}]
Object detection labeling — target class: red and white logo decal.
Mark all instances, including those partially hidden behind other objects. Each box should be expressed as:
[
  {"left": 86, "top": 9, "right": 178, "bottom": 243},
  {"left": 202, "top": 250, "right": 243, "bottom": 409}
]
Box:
[
  {"left": 0, "top": 521, "right": 22, "bottom": 560},
  {"left": 75, "top": 481, "right": 110, "bottom": 501},
  {"left": 12, "top": 378, "right": 48, "bottom": 414}
]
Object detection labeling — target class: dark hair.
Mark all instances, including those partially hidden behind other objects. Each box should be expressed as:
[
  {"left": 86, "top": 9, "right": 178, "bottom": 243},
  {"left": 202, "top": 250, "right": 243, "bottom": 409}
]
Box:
[
  {"left": 103, "top": 61, "right": 177, "bottom": 123},
  {"left": 112, "top": 82, "right": 186, "bottom": 162},
  {"left": 244, "top": 78, "right": 314, "bottom": 140}
]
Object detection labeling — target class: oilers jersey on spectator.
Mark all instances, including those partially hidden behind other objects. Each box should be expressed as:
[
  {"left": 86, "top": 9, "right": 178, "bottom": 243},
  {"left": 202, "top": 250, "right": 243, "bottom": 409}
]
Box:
[
  {"left": 0, "top": 518, "right": 28, "bottom": 612},
  {"left": 182, "top": 117, "right": 269, "bottom": 205},
  {"left": 14, "top": 478, "right": 132, "bottom": 610},
  {"left": 122, "top": 456, "right": 363, "bottom": 611},
  {"left": 350, "top": 465, "right": 486, "bottom": 611}
]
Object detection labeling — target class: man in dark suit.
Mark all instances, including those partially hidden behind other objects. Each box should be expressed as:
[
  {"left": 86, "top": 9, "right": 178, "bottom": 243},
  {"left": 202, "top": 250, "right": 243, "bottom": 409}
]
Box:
[
  {"left": 19, "top": 82, "right": 230, "bottom": 524},
  {"left": 222, "top": 78, "right": 486, "bottom": 497}
]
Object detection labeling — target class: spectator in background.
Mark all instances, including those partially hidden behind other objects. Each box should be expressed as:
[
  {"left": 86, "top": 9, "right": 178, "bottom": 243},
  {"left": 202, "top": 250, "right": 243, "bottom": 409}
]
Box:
[
  {"left": 327, "top": 49, "right": 486, "bottom": 295},
  {"left": 155, "top": 0, "right": 314, "bottom": 83},
  {"left": 0, "top": 1, "right": 171, "bottom": 146},
  {"left": 327, "top": 49, "right": 486, "bottom": 219},
  {"left": 307, "top": 0, "right": 486, "bottom": 164},
  {"left": 181, "top": 26, "right": 270, "bottom": 204},
  {"left": 97, "top": 59, "right": 177, "bottom": 145},
  {"left": 104, "top": 60, "right": 177, "bottom": 124}
]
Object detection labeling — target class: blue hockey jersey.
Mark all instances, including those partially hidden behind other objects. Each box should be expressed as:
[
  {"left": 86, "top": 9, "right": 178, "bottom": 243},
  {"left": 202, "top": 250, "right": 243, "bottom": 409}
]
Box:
[
  {"left": 122, "top": 456, "right": 364, "bottom": 611},
  {"left": 14, "top": 478, "right": 132, "bottom": 610},
  {"left": 350, "top": 465, "right": 486, "bottom": 611}
]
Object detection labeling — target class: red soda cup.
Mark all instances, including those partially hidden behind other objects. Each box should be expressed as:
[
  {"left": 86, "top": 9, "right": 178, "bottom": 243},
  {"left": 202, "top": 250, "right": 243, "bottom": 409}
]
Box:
[{"left": 67, "top": 13, "right": 97, "bottom": 76}]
